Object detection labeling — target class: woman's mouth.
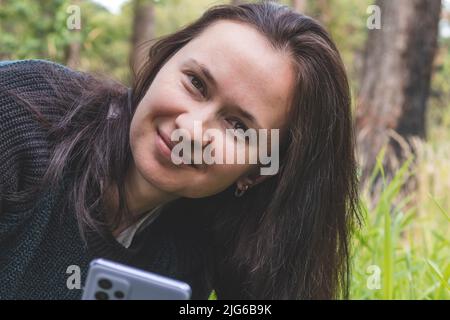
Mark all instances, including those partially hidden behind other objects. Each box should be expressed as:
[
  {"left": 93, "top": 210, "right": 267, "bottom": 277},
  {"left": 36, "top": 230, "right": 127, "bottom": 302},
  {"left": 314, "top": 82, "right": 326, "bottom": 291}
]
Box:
[
  {"left": 156, "top": 128, "right": 174, "bottom": 160},
  {"left": 155, "top": 128, "right": 199, "bottom": 170}
]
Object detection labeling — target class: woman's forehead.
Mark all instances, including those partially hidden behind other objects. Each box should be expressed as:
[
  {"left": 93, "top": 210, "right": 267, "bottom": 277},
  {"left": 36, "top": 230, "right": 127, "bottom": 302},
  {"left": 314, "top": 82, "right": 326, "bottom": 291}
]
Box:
[{"left": 175, "top": 20, "right": 296, "bottom": 130}]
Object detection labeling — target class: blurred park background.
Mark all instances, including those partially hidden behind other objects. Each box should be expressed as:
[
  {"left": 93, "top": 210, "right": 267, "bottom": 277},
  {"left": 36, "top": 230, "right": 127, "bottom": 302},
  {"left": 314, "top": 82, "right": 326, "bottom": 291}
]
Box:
[{"left": 0, "top": 0, "right": 449, "bottom": 299}]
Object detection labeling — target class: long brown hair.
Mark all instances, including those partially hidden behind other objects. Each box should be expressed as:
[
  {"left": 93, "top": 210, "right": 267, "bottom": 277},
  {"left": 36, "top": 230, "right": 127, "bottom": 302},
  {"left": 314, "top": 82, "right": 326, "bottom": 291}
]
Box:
[{"left": 4, "top": 1, "right": 360, "bottom": 299}]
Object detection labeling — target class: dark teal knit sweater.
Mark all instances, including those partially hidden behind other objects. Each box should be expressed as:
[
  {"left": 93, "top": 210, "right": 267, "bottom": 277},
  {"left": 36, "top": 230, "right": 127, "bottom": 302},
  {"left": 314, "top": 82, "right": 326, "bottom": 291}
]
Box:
[{"left": 0, "top": 60, "right": 214, "bottom": 300}]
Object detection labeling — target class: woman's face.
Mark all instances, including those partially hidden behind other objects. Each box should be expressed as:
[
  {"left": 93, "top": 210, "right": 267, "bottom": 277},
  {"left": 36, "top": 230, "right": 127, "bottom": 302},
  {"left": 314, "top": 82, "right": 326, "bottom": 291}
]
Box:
[{"left": 129, "top": 20, "right": 296, "bottom": 198}]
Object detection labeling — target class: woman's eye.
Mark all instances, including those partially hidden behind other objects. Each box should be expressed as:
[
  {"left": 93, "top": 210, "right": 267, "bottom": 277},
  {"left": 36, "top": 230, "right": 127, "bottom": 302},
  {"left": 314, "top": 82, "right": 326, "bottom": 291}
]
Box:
[
  {"left": 187, "top": 74, "right": 206, "bottom": 96},
  {"left": 227, "top": 118, "right": 248, "bottom": 131}
]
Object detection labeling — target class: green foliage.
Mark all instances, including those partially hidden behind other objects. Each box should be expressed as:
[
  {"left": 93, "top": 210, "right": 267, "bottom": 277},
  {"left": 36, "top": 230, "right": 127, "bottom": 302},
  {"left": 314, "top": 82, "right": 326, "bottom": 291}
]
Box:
[
  {"left": 153, "top": 0, "right": 227, "bottom": 37},
  {"left": 0, "top": 0, "right": 133, "bottom": 82},
  {"left": 75, "top": 1, "right": 133, "bottom": 82},
  {"left": 350, "top": 151, "right": 449, "bottom": 300},
  {"left": 0, "top": 0, "right": 72, "bottom": 61}
]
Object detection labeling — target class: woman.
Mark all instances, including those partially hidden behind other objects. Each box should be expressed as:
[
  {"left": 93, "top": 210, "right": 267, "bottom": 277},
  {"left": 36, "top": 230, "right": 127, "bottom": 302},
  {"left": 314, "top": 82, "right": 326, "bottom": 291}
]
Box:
[{"left": 0, "top": 1, "right": 360, "bottom": 299}]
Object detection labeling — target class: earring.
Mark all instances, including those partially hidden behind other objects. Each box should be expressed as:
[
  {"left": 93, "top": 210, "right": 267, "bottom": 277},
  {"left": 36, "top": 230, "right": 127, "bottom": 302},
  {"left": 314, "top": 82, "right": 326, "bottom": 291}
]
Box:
[{"left": 234, "top": 184, "right": 249, "bottom": 197}]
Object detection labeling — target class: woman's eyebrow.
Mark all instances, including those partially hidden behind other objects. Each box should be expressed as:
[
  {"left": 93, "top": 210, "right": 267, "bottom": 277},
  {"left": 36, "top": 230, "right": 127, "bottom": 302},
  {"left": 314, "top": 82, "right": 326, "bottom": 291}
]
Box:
[
  {"left": 185, "top": 58, "right": 262, "bottom": 129},
  {"left": 186, "top": 58, "right": 217, "bottom": 89},
  {"left": 229, "top": 104, "right": 262, "bottom": 129}
]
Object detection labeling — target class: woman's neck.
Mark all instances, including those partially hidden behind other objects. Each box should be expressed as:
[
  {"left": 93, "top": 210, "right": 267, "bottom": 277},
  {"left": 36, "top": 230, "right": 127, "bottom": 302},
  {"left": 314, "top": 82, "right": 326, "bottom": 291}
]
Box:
[{"left": 102, "top": 161, "right": 178, "bottom": 236}]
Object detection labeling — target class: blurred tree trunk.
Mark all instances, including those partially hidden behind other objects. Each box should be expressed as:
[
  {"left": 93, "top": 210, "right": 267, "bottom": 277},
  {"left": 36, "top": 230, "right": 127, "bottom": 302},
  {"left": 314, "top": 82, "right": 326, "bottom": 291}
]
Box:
[
  {"left": 65, "top": 41, "right": 81, "bottom": 69},
  {"left": 315, "top": 0, "right": 331, "bottom": 26},
  {"left": 65, "top": 0, "right": 81, "bottom": 69},
  {"left": 131, "top": 0, "right": 155, "bottom": 72},
  {"left": 356, "top": 0, "right": 441, "bottom": 185},
  {"left": 291, "top": 0, "right": 307, "bottom": 14}
]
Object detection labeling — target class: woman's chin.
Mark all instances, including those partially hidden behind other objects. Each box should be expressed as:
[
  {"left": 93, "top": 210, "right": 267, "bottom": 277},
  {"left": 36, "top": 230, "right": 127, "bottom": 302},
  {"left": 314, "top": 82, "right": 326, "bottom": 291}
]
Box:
[{"left": 139, "top": 157, "right": 186, "bottom": 189}]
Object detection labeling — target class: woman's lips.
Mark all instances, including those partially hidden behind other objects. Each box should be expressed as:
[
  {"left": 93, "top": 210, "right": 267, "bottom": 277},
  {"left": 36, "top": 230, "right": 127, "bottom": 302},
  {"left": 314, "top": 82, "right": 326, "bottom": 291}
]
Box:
[
  {"left": 156, "top": 128, "right": 174, "bottom": 161},
  {"left": 155, "top": 128, "right": 198, "bottom": 169}
]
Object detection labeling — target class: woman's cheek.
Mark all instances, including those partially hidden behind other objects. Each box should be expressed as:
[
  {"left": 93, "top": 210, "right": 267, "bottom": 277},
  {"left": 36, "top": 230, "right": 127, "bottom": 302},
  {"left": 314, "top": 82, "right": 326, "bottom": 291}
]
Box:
[{"left": 222, "top": 136, "right": 259, "bottom": 165}]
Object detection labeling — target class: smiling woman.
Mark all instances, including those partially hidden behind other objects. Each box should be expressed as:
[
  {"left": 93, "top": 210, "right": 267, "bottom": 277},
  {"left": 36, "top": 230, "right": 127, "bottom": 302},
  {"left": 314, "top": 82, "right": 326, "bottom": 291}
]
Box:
[{"left": 0, "top": 1, "right": 360, "bottom": 300}]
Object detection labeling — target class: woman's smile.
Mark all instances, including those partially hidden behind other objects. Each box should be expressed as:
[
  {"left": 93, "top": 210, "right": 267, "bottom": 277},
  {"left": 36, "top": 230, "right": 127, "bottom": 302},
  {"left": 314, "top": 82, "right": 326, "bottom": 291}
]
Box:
[
  {"left": 155, "top": 127, "right": 200, "bottom": 170},
  {"left": 155, "top": 127, "right": 174, "bottom": 161}
]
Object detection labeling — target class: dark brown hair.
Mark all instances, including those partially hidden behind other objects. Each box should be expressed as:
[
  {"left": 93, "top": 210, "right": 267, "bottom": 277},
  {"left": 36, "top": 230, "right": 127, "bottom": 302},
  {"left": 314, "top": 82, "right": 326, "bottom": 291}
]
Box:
[{"left": 4, "top": 1, "right": 360, "bottom": 299}]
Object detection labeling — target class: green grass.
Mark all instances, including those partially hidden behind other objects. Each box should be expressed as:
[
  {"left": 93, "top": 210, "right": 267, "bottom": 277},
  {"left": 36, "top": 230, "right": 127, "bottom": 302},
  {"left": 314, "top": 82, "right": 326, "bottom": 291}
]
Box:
[{"left": 350, "top": 149, "right": 449, "bottom": 300}]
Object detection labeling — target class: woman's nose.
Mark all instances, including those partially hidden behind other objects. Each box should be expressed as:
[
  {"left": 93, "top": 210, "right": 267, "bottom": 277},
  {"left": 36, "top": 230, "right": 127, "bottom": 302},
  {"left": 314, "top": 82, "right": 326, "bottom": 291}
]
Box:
[{"left": 174, "top": 108, "right": 214, "bottom": 148}]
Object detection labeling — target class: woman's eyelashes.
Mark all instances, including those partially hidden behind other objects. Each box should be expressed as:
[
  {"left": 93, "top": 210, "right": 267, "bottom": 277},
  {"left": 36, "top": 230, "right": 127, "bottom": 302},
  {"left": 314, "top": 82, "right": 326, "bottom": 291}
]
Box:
[
  {"left": 186, "top": 73, "right": 207, "bottom": 97},
  {"left": 226, "top": 117, "right": 248, "bottom": 131}
]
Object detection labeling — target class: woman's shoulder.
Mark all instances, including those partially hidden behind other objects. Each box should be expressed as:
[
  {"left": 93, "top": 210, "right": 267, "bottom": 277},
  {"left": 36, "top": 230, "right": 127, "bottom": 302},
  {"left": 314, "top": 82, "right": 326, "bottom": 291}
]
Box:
[
  {"left": 0, "top": 59, "right": 75, "bottom": 81},
  {"left": 0, "top": 59, "right": 80, "bottom": 203},
  {"left": 0, "top": 59, "right": 86, "bottom": 113},
  {"left": 0, "top": 59, "right": 76, "bottom": 74},
  {"left": 0, "top": 59, "right": 86, "bottom": 96}
]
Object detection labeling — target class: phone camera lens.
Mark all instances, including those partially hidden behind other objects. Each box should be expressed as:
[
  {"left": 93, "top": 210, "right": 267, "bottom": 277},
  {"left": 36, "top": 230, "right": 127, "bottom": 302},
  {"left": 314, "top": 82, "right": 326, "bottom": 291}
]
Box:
[
  {"left": 114, "top": 291, "right": 125, "bottom": 299},
  {"left": 95, "top": 291, "right": 109, "bottom": 300},
  {"left": 98, "top": 278, "right": 113, "bottom": 290}
]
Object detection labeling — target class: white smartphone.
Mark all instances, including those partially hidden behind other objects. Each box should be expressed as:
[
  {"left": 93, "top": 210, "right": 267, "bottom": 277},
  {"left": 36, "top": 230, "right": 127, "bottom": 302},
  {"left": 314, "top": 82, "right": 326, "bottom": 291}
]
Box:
[{"left": 81, "top": 258, "right": 192, "bottom": 300}]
